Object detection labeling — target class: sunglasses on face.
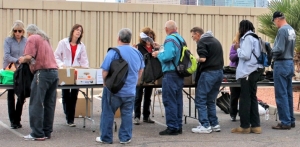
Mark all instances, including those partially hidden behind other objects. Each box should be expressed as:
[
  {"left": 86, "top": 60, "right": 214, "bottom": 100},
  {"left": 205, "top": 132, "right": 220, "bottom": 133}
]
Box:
[{"left": 13, "top": 30, "right": 22, "bottom": 33}]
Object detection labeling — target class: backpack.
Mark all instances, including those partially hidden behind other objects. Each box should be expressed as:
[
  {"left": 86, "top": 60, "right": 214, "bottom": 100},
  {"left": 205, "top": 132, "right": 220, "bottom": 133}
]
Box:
[
  {"left": 140, "top": 52, "right": 163, "bottom": 84},
  {"left": 216, "top": 92, "right": 230, "bottom": 114},
  {"left": 105, "top": 47, "right": 129, "bottom": 94},
  {"left": 14, "top": 63, "right": 34, "bottom": 98},
  {"left": 244, "top": 33, "right": 272, "bottom": 67},
  {"left": 171, "top": 34, "right": 198, "bottom": 77}
]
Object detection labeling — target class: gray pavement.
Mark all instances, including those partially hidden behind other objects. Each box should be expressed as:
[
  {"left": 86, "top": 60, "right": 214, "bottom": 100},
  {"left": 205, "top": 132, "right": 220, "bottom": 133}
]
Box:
[{"left": 0, "top": 89, "right": 300, "bottom": 147}]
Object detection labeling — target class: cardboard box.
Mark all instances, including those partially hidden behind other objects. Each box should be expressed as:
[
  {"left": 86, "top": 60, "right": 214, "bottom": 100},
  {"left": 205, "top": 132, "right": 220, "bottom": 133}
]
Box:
[
  {"left": 96, "top": 69, "right": 103, "bottom": 84},
  {"left": 75, "top": 92, "right": 91, "bottom": 118},
  {"left": 184, "top": 75, "right": 194, "bottom": 86},
  {"left": 58, "top": 68, "right": 75, "bottom": 85},
  {"left": 75, "top": 68, "right": 97, "bottom": 85},
  {"left": 115, "top": 108, "right": 120, "bottom": 118}
]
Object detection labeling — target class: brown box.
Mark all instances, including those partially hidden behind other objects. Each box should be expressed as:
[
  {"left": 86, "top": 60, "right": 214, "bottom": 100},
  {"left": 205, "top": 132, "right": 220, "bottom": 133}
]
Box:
[
  {"left": 184, "top": 75, "right": 194, "bottom": 86},
  {"left": 114, "top": 108, "right": 120, "bottom": 118},
  {"left": 75, "top": 92, "right": 91, "bottom": 118},
  {"left": 58, "top": 68, "right": 75, "bottom": 85}
]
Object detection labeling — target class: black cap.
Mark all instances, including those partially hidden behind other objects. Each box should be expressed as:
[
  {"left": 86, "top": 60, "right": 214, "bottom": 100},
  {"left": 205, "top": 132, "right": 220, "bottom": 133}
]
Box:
[{"left": 272, "top": 11, "right": 284, "bottom": 22}]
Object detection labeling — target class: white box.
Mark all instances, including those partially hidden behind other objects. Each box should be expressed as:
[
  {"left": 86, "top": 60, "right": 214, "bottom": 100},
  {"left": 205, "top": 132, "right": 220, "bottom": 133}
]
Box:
[
  {"left": 75, "top": 68, "right": 97, "bottom": 85},
  {"left": 96, "top": 69, "right": 103, "bottom": 84}
]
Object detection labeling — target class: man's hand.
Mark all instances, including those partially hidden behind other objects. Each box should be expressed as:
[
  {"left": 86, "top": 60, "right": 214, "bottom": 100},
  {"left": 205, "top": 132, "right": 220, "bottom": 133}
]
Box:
[
  {"left": 151, "top": 51, "right": 159, "bottom": 58},
  {"left": 18, "top": 56, "right": 26, "bottom": 63},
  {"left": 132, "top": 44, "right": 137, "bottom": 48},
  {"left": 153, "top": 42, "right": 161, "bottom": 49}
]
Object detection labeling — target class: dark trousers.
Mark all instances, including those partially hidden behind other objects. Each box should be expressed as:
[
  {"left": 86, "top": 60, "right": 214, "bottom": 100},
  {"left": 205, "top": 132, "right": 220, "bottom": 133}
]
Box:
[
  {"left": 134, "top": 86, "right": 153, "bottom": 120},
  {"left": 29, "top": 70, "right": 58, "bottom": 138},
  {"left": 62, "top": 89, "right": 79, "bottom": 124},
  {"left": 7, "top": 89, "right": 25, "bottom": 125},
  {"left": 229, "top": 87, "right": 241, "bottom": 118},
  {"left": 239, "top": 69, "right": 263, "bottom": 128}
]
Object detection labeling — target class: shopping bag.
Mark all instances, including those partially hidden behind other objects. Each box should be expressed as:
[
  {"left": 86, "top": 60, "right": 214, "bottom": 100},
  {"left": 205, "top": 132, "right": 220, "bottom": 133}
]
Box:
[
  {"left": 5, "top": 63, "right": 17, "bottom": 72},
  {"left": 1, "top": 70, "right": 14, "bottom": 85}
]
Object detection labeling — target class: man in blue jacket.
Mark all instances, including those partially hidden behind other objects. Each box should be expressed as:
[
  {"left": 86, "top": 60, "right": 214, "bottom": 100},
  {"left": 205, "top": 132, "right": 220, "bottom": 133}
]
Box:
[{"left": 152, "top": 20, "right": 184, "bottom": 135}]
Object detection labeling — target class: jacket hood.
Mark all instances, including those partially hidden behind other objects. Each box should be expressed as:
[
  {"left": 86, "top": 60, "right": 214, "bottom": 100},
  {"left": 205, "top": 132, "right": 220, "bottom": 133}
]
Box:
[{"left": 200, "top": 31, "right": 214, "bottom": 39}]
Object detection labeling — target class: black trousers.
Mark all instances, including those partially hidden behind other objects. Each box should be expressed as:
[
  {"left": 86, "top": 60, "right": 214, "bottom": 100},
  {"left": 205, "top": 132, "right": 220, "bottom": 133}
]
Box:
[
  {"left": 134, "top": 86, "right": 153, "bottom": 119},
  {"left": 62, "top": 89, "right": 79, "bottom": 124},
  {"left": 7, "top": 89, "right": 25, "bottom": 125},
  {"left": 239, "top": 69, "right": 264, "bottom": 128},
  {"left": 229, "top": 87, "right": 241, "bottom": 117}
]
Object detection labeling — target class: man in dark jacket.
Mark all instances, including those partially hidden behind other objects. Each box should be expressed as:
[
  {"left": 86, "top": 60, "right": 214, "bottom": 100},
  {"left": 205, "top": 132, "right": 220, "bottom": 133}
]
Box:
[{"left": 190, "top": 27, "right": 224, "bottom": 134}]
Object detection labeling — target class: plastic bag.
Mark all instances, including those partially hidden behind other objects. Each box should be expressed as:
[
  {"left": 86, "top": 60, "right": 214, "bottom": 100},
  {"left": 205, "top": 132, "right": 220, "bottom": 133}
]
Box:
[{"left": 1, "top": 70, "right": 14, "bottom": 85}]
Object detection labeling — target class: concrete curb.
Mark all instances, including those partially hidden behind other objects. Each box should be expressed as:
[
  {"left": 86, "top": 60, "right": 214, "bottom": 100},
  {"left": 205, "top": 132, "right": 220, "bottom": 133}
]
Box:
[{"left": 268, "top": 104, "right": 300, "bottom": 116}]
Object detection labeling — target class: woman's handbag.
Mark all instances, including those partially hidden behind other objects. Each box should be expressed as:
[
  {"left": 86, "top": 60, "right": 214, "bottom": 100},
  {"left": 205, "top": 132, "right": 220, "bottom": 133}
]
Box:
[{"left": 5, "top": 63, "right": 17, "bottom": 71}]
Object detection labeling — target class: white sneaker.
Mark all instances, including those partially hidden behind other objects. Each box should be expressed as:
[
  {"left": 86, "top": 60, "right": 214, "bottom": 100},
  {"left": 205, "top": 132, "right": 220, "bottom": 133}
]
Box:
[
  {"left": 134, "top": 118, "right": 140, "bottom": 125},
  {"left": 23, "top": 134, "right": 45, "bottom": 141},
  {"left": 96, "top": 137, "right": 110, "bottom": 144},
  {"left": 192, "top": 126, "right": 212, "bottom": 133},
  {"left": 212, "top": 125, "right": 221, "bottom": 132},
  {"left": 120, "top": 139, "right": 131, "bottom": 144}
]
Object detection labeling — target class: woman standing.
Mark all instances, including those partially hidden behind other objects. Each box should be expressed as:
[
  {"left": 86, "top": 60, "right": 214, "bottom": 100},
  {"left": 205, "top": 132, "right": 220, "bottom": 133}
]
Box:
[
  {"left": 133, "top": 27, "right": 157, "bottom": 125},
  {"left": 229, "top": 32, "right": 241, "bottom": 121},
  {"left": 54, "top": 24, "right": 89, "bottom": 127},
  {"left": 3, "top": 20, "right": 27, "bottom": 129},
  {"left": 231, "top": 20, "right": 264, "bottom": 134}
]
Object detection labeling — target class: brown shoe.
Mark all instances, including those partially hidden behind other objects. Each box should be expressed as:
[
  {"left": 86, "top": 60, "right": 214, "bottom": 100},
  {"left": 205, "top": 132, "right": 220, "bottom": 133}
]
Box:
[
  {"left": 231, "top": 127, "right": 250, "bottom": 134},
  {"left": 272, "top": 123, "right": 291, "bottom": 130},
  {"left": 250, "top": 127, "right": 262, "bottom": 134}
]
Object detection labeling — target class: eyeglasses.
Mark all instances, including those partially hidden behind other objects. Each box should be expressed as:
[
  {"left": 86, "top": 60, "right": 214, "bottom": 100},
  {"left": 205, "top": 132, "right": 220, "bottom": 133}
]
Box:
[{"left": 13, "top": 30, "right": 22, "bottom": 33}]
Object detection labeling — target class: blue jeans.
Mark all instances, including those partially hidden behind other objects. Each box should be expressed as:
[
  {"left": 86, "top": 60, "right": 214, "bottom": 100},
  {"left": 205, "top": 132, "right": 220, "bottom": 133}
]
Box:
[
  {"left": 100, "top": 87, "right": 135, "bottom": 143},
  {"left": 162, "top": 71, "right": 184, "bottom": 130},
  {"left": 273, "top": 60, "right": 295, "bottom": 126},
  {"left": 29, "top": 69, "right": 58, "bottom": 138},
  {"left": 195, "top": 69, "right": 223, "bottom": 128}
]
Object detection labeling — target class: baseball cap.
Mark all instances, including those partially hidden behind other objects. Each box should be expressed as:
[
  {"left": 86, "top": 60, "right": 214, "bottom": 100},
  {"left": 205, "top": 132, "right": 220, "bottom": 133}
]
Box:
[{"left": 272, "top": 11, "right": 284, "bottom": 22}]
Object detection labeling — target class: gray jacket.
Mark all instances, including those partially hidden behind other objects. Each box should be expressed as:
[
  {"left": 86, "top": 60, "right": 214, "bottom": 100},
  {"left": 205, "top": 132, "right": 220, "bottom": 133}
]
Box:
[{"left": 3, "top": 37, "right": 27, "bottom": 68}]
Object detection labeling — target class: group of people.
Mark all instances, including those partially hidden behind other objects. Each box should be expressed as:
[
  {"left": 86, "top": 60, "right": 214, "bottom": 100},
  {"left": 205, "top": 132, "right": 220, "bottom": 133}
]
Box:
[
  {"left": 3, "top": 10, "right": 296, "bottom": 144},
  {"left": 4, "top": 20, "right": 89, "bottom": 140},
  {"left": 98, "top": 10, "right": 296, "bottom": 144}
]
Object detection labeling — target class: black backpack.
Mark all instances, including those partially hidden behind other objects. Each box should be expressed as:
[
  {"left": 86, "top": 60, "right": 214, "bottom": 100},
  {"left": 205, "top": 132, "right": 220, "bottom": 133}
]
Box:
[
  {"left": 14, "top": 63, "right": 34, "bottom": 99},
  {"left": 216, "top": 92, "right": 231, "bottom": 114},
  {"left": 105, "top": 48, "right": 129, "bottom": 94},
  {"left": 140, "top": 53, "right": 163, "bottom": 84}
]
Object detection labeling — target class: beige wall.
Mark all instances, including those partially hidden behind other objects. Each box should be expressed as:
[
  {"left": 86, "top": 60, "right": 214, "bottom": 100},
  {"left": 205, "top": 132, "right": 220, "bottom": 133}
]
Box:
[{"left": 0, "top": 0, "right": 270, "bottom": 68}]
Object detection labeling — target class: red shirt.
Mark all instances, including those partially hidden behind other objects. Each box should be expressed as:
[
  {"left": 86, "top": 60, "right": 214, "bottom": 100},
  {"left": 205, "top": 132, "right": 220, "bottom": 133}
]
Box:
[
  {"left": 23, "top": 35, "right": 58, "bottom": 73},
  {"left": 145, "top": 45, "right": 152, "bottom": 53},
  {"left": 70, "top": 44, "right": 77, "bottom": 64}
]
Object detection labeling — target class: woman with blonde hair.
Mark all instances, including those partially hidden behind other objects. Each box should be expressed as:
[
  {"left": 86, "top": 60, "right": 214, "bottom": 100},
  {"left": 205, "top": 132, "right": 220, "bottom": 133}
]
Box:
[
  {"left": 3, "top": 20, "right": 27, "bottom": 129},
  {"left": 229, "top": 32, "right": 241, "bottom": 122}
]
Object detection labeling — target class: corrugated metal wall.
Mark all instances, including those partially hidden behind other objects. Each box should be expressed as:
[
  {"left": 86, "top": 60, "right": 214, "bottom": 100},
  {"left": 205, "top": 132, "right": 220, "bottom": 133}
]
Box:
[{"left": 0, "top": 0, "right": 270, "bottom": 68}]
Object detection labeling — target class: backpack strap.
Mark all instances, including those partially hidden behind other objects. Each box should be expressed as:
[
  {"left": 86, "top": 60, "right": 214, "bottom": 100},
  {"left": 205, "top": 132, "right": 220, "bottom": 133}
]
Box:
[
  {"left": 243, "top": 33, "right": 260, "bottom": 61},
  {"left": 108, "top": 47, "right": 123, "bottom": 59},
  {"left": 170, "top": 34, "right": 186, "bottom": 69}
]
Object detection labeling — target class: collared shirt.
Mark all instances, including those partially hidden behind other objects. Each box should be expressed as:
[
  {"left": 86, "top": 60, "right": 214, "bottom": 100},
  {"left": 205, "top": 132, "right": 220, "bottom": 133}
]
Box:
[{"left": 3, "top": 37, "right": 27, "bottom": 68}]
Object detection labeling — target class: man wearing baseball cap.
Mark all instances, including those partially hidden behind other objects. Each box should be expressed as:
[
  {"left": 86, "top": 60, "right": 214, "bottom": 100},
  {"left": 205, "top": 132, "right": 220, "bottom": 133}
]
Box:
[{"left": 271, "top": 11, "right": 296, "bottom": 130}]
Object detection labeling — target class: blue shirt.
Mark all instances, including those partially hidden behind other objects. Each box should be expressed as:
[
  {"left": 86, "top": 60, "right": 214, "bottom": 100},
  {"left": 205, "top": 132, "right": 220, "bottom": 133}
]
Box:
[
  {"left": 3, "top": 37, "right": 27, "bottom": 68},
  {"left": 236, "top": 31, "right": 263, "bottom": 79},
  {"left": 157, "top": 32, "right": 184, "bottom": 72},
  {"left": 101, "top": 45, "right": 144, "bottom": 97}
]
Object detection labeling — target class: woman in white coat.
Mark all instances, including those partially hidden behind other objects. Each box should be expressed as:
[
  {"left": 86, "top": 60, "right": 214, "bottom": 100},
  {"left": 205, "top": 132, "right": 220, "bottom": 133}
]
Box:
[{"left": 54, "top": 24, "right": 89, "bottom": 127}]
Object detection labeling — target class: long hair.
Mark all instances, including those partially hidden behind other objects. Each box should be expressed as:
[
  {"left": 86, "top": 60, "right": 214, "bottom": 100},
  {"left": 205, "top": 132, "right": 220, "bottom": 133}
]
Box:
[
  {"left": 68, "top": 24, "right": 83, "bottom": 44},
  {"left": 233, "top": 32, "right": 240, "bottom": 44},
  {"left": 26, "top": 24, "right": 50, "bottom": 41},
  {"left": 9, "top": 20, "right": 25, "bottom": 38},
  {"left": 238, "top": 20, "right": 255, "bottom": 39},
  {"left": 138, "top": 27, "right": 156, "bottom": 46}
]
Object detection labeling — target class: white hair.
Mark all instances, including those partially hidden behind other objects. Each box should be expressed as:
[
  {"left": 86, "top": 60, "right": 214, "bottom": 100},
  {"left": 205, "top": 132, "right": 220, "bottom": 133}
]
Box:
[
  {"left": 26, "top": 24, "right": 50, "bottom": 41},
  {"left": 165, "top": 20, "right": 177, "bottom": 30},
  {"left": 9, "top": 20, "right": 25, "bottom": 37}
]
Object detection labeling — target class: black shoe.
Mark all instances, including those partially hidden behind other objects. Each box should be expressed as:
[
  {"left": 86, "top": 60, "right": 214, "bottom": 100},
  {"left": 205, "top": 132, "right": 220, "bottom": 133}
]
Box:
[
  {"left": 143, "top": 118, "right": 155, "bottom": 123},
  {"left": 230, "top": 116, "right": 236, "bottom": 122},
  {"left": 159, "top": 128, "right": 178, "bottom": 135},
  {"left": 10, "top": 123, "right": 22, "bottom": 129},
  {"left": 291, "top": 122, "right": 295, "bottom": 128},
  {"left": 177, "top": 128, "right": 182, "bottom": 134}
]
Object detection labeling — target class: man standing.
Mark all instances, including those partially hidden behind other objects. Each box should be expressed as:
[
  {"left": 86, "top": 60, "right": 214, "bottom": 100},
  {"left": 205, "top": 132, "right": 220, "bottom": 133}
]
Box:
[
  {"left": 190, "top": 27, "right": 224, "bottom": 133},
  {"left": 271, "top": 11, "right": 296, "bottom": 130},
  {"left": 152, "top": 20, "right": 184, "bottom": 135},
  {"left": 96, "top": 28, "right": 144, "bottom": 144},
  {"left": 19, "top": 24, "right": 58, "bottom": 141}
]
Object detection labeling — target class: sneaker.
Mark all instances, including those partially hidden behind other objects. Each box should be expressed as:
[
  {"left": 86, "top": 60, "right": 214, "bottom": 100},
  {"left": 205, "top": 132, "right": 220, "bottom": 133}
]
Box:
[
  {"left": 143, "top": 117, "right": 155, "bottom": 123},
  {"left": 159, "top": 128, "right": 178, "bottom": 135},
  {"left": 134, "top": 118, "right": 140, "bottom": 125},
  {"left": 95, "top": 137, "right": 111, "bottom": 144},
  {"left": 212, "top": 125, "right": 221, "bottom": 132},
  {"left": 66, "top": 122, "right": 76, "bottom": 127},
  {"left": 231, "top": 116, "right": 236, "bottom": 122},
  {"left": 192, "top": 126, "right": 212, "bottom": 134},
  {"left": 10, "top": 123, "right": 22, "bottom": 129},
  {"left": 120, "top": 139, "right": 131, "bottom": 144},
  {"left": 23, "top": 134, "right": 45, "bottom": 141}
]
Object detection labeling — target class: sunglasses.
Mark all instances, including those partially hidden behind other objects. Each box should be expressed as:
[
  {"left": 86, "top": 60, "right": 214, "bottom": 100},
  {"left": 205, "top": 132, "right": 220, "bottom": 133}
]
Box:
[{"left": 13, "top": 30, "right": 22, "bottom": 33}]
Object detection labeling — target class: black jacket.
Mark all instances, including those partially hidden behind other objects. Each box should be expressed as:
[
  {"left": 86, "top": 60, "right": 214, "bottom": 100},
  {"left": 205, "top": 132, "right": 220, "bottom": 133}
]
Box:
[
  {"left": 136, "top": 43, "right": 162, "bottom": 84},
  {"left": 14, "top": 63, "right": 33, "bottom": 99}
]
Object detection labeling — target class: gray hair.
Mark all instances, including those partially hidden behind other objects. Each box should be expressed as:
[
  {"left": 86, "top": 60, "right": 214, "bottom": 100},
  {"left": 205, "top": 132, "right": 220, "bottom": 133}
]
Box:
[
  {"left": 27, "top": 24, "right": 50, "bottom": 41},
  {"left": 165, "top": 20, "right": 177, "bottom": 30},
  {"left": 118, "top": 28, "right": 132, "bottom": 43},
  {"left": 9, "top": 20, "right": 25, "bottom": 38}
]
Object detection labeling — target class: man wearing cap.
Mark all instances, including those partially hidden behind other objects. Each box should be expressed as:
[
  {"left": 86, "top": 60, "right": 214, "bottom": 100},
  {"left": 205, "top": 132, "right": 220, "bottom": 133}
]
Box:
[{"left": 271, "top": 11, "right": 296, "bottom": 130}]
